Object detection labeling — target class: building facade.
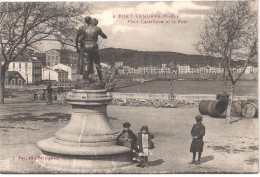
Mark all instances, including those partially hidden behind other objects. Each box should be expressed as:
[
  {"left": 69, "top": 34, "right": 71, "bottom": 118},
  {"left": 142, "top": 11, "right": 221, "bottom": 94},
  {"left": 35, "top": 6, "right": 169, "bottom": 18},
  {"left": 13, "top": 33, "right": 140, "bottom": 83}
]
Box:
[
  {"left": 115, "top": 62, "right": 123, "bottom": 68},
  {"left": 60, "top": 50, "right": 78, "bottom": 67},
  {"left": 50, "top": 63, "right": 77, "bottom": 81},
  {"left": 8, "top": 60, "right": 42, "bottom": 84},
  {"left": 114, "top": 62, "right": 257, "bottom": 76},
  {"left": 46, "top": 49, "right": 78, "bottom": 67},
  {"left": 46, "top": 49, "right": 60, "bottom": 66},
  {"left": 42, "top": 68, "right": 68, "bottom": 85},
  {"left": 5, "top": 71, "right": 26, "bottom": 85}
]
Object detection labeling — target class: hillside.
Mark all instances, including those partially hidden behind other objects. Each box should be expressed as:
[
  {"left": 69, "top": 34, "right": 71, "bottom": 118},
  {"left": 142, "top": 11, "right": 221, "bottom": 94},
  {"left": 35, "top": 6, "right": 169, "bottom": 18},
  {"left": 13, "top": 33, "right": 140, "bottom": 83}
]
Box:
[{"left": 99, "top": 48, "right": 222, "bottom": 68}]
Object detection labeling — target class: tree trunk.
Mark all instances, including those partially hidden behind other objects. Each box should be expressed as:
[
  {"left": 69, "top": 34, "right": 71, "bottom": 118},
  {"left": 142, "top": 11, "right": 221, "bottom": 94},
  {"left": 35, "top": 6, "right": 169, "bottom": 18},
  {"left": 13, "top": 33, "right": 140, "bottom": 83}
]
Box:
[
  {"left": 223, "top": 79, "right": 227, "bottom": 94},
  {"left": 226, "top": 84, "right": 235, "bottom": 124},
  {"left": 223, "top": 68, "right": 227, "bottom": 94},
  {"left": 0, "top": 64, "right": 6, "bottom": 104},
  {"left": 170, "top": 77, "right": 173, "bottom": 96}
]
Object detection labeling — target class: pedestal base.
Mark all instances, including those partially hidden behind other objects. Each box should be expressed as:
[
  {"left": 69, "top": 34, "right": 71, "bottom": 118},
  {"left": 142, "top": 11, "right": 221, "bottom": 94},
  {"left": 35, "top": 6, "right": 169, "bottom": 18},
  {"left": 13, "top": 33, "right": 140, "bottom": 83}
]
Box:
[
  {"left": 37, "top": 138, "right": 132, "bottom": 172},
  {"left": 36, "top": 89, "right": 133, "bottom": 172}
]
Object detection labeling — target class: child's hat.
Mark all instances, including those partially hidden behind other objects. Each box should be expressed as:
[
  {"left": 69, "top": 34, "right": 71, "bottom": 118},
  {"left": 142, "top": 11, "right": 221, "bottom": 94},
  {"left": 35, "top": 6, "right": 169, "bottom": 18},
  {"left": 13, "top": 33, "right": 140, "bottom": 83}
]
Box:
[
  {"left": 195, "top": 115, "right": 203, "bottom": 121},
  {"left": 141, "top": 125, "right": 148, "bottom": 131},
  {"left": 123, "top": 122, "right": 131, "bottom": 128}
]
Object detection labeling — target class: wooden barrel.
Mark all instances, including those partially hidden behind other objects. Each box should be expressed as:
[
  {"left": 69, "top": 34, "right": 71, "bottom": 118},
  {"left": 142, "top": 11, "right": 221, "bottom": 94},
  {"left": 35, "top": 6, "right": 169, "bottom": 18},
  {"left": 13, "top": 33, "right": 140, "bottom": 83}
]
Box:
[
  {"left": 208, "top": 100, "right": 228, "bottom": 117},
  {"left": 247, "top": 99, "right": 258, "bottom": 118},
  {"left": 241, "top": 102, "right": 258, "bottom": 118},
  {"left": 231, "top": 100, "right": 246, "bottom": 117},
  {"left": 199, "top": 100, "right": 212, "bottom": 115}
]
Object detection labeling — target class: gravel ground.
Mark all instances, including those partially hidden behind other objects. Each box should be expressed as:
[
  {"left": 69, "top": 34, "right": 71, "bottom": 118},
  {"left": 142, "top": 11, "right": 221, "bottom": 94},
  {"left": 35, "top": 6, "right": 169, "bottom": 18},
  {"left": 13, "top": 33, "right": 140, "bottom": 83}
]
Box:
[{"left": 0, "top": 94, "right": 258, "bottom": 173}]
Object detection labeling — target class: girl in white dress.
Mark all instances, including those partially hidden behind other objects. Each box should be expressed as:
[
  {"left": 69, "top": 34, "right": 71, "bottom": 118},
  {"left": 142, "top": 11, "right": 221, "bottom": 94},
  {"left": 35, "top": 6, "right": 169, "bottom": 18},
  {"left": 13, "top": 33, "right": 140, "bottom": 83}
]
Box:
[{"left": 137, "top": 125, "right": 154, "bottom": 168}]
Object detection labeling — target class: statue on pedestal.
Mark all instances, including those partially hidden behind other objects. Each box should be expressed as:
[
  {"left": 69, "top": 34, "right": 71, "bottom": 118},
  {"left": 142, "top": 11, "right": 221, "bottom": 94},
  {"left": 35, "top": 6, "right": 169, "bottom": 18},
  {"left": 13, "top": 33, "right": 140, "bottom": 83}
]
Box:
[
  {"left": 36, "top": 16, "right": 133, "bottom": 172},
  {"left": 75, "top": 16, "right": 107, "bottom": 85}
]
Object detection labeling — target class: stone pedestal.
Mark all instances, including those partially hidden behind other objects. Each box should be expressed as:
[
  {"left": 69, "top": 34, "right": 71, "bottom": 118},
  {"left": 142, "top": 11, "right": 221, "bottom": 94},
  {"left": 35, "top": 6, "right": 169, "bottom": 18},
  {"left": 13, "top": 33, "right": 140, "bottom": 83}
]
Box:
[{"left": 37, "top": 89, "right": 132, "bottom": 172}]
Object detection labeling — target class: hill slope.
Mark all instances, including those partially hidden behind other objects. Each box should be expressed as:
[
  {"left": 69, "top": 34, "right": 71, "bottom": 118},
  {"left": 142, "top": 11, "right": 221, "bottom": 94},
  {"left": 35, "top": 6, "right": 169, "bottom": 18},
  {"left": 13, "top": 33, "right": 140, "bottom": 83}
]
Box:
[{"left": 99, "top": 48, "right": 222, "bottom": 68}]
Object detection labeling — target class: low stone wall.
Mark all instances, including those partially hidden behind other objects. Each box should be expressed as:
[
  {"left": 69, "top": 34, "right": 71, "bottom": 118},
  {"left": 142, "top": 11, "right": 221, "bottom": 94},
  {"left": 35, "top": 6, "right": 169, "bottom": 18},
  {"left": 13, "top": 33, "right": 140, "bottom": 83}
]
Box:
[
  {"left": 109, "top": 92, "right": 257, "bottom": 108},
  {"left": 111, "top": 92, "right": 257, "bottom": 102},
  {"left": 112, "top": 92, "right": 170, "bottom": 100},
  {"left": 39, "top": 92, "right": 258, "bottom": 105}
]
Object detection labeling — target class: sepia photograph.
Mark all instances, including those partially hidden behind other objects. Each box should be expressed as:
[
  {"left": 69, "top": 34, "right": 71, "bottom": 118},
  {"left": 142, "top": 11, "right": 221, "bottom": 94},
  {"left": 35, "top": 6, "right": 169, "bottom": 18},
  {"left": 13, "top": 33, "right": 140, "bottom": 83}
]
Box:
[{"left": 0, "top": 0, "right": 258, "bottom": 174}]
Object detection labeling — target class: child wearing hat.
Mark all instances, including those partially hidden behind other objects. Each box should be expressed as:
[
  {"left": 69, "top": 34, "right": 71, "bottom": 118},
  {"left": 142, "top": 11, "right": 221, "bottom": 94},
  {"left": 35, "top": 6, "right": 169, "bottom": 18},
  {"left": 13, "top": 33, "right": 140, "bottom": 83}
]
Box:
[
  {"left": 137, "top": 125, "right": 155, "bottom": 168},
  {"left": 116, "top": 122, "right": 138, "bottom": 162},
  {"left": 189, "top": 115, "right": 205, "bottom": 165}
]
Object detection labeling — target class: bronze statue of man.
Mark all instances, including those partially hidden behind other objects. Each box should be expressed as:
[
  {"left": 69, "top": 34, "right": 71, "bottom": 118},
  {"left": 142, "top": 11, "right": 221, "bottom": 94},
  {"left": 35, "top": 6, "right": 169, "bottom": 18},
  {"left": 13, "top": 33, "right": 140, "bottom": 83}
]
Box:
[{"left": 75, "top": 16, "right": 107, "bottom": 83}]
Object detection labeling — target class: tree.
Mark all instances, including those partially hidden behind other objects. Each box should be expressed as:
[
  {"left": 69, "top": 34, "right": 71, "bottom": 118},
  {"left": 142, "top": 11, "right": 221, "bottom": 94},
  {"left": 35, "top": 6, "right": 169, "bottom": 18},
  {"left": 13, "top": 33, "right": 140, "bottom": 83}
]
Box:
[
  {"left": 194, "top": 1, "right": 257, "bottom": 123},
  {"left": 0, "top": 2, "right": 90, "bottom": 104}
]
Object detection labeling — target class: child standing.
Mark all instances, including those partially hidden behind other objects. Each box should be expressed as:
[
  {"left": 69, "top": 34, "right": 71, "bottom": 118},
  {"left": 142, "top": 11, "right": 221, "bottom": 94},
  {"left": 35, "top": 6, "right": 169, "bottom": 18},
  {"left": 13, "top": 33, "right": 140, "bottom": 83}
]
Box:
[
  {"left": 137, "top": 125, "right": 154, "bottom": 168},
  {"left": 189, "top": 115, "right": 205, "bottom": 165}
]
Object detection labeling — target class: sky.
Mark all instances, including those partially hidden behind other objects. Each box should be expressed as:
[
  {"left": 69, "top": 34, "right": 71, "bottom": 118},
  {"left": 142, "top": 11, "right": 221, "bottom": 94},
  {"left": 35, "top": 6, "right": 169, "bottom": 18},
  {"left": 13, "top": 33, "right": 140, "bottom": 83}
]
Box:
[{"left": 38, "top": 1, "right": 254, "bottom": 55}]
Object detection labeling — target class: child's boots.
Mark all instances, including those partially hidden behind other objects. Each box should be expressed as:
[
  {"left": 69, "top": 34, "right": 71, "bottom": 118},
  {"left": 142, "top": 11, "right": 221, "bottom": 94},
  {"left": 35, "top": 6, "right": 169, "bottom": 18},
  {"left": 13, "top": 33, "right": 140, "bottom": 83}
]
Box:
[
  {"left": 137, "top": 157, "right": 145, "bottom": 168},
  {"left": 144, "top": 156, "right": 149, "bottom": 167}
]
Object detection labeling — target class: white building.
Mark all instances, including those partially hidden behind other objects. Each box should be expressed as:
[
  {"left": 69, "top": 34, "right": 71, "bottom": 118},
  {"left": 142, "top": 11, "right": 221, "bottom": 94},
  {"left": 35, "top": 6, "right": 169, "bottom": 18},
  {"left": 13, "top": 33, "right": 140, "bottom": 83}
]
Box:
[
  {"left": 178, "top": 65, "right": 190, "bottom": 74},
  {"left": 207, "top": 66, "right": 216, "bottom": 74},
  {"left": 189, "top": 67, "right": 196, "bottom": 74},
  {"left": 123, "top": 66, "right": 130, "bottom": 75},
  {"left": 143, "top": 67, "right": 151, "bottom": 74},
  {"left": 198, "top": 66, "right": 207, "bottom": 74},
  {"left": 137, "top": 67, "right": 144, "bottom": 75},
  {"left": 128, "top": 67, "right": 135, "bottom": 75},
  {"left": 115, "top": 62, "right": 123, "bottom": 68},
  {"left": 7, "top": 60, "right": 42, "bottom": 84},
  {"left": 50, "top": 63, "right": 77, "bottom": 81},
  {"left": 151, "top": 67, "right": 158, "bottom": 74},
  {"left": 42, "top": 67, "right": 68, "bottom": 84},
  {"left": 118, "top": 69, "right": 124, "bottom": 75},
  {"left": 215, "top": 67, "right": 224, "bottom": 74},
  {"left": 246, "top": 65, "right": 257, "bottom": 74}
]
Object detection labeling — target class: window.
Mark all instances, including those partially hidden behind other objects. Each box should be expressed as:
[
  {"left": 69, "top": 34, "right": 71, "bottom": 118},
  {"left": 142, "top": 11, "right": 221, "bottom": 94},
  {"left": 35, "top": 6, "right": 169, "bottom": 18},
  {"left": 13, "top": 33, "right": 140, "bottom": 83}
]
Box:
[
  {"left": 19, "top": 63, "right": 21, "bottom": 69},
  {"left": 13, "top": 63, "right": 15, "bottom": 68}
]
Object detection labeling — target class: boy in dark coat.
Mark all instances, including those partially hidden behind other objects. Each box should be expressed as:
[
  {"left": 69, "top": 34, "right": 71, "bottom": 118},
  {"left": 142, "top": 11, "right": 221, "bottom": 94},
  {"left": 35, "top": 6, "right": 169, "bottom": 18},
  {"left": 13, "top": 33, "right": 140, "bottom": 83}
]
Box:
[
  {"left": 46, "top": 83, "right": 53, "bottom": 105},
  {"left": 137, "top": 125, "right": 154, "bottom": 168},
  {"left": 116, "top": 122, "right": 138, "bottom": 162},
  {"left": 189, "top": 115, "right": 205, "bottom": 165}
]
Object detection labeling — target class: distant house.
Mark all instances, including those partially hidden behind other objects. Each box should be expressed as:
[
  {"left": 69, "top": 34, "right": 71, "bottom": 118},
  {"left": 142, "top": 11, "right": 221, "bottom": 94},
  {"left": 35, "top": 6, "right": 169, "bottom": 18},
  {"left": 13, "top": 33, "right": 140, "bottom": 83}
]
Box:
[
  {"left": 60, "top": 49, "right": 78, "bottom": 67},
  {"left": 50, "top": 63, "right": 77, "bottom": 81},
  {"left": 46, "top": 49, "right": 78, "bottom": 67},
  {"left": 5, "top": 71, "right": 26, "bottom": 85},
  {"left": 178, "top": 65, "right": 190, "bottom": 74},
  {"left": 45, "top": 49, "right": 61, "bottom": 66},
  {"left": 42, "top": 67, "right": 68, "bottom": 86},
  {"left": 115, "top": 62, "right": 123, "bottom": 68},
  {"left": 7, "top": 60, "right": 42, "bottom": 84}
]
